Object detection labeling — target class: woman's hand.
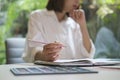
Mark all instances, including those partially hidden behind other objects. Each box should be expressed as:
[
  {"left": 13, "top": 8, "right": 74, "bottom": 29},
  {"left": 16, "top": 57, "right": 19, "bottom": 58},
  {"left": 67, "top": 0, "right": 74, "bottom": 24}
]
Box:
[
  {"left": 69, "top": 9, "right": 86, "bottom": 26},
  {"left": 40, "top": 42, "right": 63, "bottom": 62}
]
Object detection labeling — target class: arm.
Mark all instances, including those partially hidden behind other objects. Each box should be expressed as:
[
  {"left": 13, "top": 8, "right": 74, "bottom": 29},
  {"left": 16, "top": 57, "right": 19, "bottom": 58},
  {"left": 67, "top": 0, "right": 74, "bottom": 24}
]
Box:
[
  {"left": 70, "top": 9, "right": 91, "bottom": 53},
  {"left": 78, "top": 13, "right": 91, "bottom": 53}
]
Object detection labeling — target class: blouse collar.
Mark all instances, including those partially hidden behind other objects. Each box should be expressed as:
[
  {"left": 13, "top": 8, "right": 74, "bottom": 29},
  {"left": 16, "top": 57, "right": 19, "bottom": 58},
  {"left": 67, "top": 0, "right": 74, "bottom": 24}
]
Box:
[{"left": 44, "top": 9, "right": 68, "bottom": 23}]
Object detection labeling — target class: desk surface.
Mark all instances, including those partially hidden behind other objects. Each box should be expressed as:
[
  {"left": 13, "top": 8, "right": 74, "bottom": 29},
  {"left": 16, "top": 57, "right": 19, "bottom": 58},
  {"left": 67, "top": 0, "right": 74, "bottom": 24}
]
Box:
[{"left": 0, "top": 63, "right": 120, "bottom": 80}]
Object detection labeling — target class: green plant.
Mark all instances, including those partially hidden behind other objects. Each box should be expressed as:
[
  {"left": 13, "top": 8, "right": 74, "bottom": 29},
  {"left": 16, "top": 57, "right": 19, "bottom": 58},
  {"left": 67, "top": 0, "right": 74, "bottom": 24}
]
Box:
[
  {"left": 0, "top": 0, "right": 48, "bottom": 64},
  {"left": 96, "top": 0, "right": 120, "bottom": 42}
]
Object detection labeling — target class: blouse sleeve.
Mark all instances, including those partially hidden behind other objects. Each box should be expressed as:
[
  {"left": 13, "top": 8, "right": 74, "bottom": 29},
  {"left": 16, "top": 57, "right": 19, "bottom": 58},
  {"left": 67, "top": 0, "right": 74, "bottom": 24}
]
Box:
[
  {"left": 22, "top": 11, "right": 44, "bottom": 63},
  {"left": 81, "top": 39, "right": 95, "bottom": 58},
  {"left": 74, "top": 23, "right": 95, "bottom": 59}
]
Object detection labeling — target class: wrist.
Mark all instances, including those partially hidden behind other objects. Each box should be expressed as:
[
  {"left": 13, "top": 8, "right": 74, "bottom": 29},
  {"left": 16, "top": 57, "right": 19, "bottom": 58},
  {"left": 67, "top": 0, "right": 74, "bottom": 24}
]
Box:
[
  {"left": 34, "top": 51, "right": 43, "bottom": 61},
  {"left": 79, "top": 22, "right": 87, "bottom": 29}
]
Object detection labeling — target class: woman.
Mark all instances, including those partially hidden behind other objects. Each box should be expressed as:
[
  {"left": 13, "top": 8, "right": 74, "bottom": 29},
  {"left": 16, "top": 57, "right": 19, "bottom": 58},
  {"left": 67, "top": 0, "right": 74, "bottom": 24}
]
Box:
[{"left": 23, "top": 0, "right": 95, "bottom": 62}]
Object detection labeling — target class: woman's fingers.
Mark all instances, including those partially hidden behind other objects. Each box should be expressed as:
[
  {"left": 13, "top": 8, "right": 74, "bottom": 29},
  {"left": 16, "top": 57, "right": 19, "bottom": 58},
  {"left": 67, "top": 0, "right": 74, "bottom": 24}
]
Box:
[
  {"left": 42, "top": 42, "right": 63, "bottom": 61},
  {"left": 74, "top": 10, "right": 82, "bottom": 19},
  {"left": 75, "top": 11, "right": 79, "bottom": 19},
  {"left": 50, "top": 54, "right": 59, "bottom": 61},
  {"left": 46, "top": 53, "right": 59, "bottom": 62},
  {"left": 48, "top": 53, "right": 59, "bottom": 59},
  {"left": 46, "top": 47, "right": 62, "bottom": 53},
  {"left": 43, "top": 42, "right": 63, "bottom": 53},
  {"left": 70, "top": 9, "right": 85, "bottom": 23},
  {"left": 44, "top": 43, "right": 63, "bottom": 49},
  {"left": 43, "top": 46, "right": 62, "bottom": 55}
]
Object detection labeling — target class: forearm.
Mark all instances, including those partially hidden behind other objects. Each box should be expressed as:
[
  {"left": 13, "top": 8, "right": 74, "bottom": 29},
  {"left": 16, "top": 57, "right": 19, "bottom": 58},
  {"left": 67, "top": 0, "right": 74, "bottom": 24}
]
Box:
[
  {"left": 79, "top": 22, "right": 91, "bottom": 53},
  {"left": 70, "top": 9, "right": 92, "bottom": 53}
]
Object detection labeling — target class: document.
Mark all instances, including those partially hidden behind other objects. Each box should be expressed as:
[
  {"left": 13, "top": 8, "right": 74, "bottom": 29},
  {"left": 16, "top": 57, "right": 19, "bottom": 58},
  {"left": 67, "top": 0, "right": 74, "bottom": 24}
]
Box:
[{"left": 34, "top": 59, "right": 120, "bottom": 67}]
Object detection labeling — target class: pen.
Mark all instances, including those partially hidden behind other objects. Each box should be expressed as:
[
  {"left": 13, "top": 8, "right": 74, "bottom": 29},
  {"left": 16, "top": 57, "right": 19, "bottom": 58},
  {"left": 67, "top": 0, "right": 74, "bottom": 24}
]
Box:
[
  {"left": 28, "top": 39, "right": 48, "bottom": 44},
  {"left": 28, "top": 39, "right": 66, "bottom": 47}
]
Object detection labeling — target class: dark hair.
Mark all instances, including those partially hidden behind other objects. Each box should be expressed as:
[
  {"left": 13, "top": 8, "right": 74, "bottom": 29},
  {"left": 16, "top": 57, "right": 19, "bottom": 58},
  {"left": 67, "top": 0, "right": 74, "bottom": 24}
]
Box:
[{"left": 46, "top": 0, "right": 65, "bottom": 12}]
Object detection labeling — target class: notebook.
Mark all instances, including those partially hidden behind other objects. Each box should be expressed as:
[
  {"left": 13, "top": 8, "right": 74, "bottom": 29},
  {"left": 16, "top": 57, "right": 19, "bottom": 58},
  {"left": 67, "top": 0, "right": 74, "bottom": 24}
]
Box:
[
  {"left": 10, "top": 66, "right": 98, "bottom": 76},
  {"left": 34, "top": 59, "right": 120, "bottom": 67}
]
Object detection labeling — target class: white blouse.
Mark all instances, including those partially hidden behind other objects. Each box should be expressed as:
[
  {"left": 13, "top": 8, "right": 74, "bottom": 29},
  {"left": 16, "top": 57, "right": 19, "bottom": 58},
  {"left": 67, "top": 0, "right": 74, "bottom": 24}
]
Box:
[{"left": 22, "top": 9, "right": 95, "bottom": 62}]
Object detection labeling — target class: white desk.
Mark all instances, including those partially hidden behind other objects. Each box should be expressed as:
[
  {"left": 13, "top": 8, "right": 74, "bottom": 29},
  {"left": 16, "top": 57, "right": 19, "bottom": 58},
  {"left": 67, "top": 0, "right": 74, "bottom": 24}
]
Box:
[{"left": 0, "top": 63, "right": 120, "bottom": 80}]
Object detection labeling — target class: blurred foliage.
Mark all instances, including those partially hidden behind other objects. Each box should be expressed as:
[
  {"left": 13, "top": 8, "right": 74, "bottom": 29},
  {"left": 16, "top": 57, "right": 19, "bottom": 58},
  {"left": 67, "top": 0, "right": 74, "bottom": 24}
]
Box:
[
  {"left": 84, "top": 0, "right": 120, "bottom": 42},
  {"left": 96, "top": 0, "right": 120, "bottom": 42},
  {"left": 96, "top": 0, "right": 120, "bottom": 19},
  {"left": 0, "top": 0, "right": 48, "bottom": 64},
  {"left": 5, "top": 0, "right": 48, "bottom": 36}
]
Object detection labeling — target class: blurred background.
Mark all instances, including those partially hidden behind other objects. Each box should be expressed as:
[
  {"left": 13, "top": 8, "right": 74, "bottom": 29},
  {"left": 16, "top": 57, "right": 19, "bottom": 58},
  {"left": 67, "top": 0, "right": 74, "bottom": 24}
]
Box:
[{"left": 0, "top": 0, "right": 120, "bottom": 64}]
